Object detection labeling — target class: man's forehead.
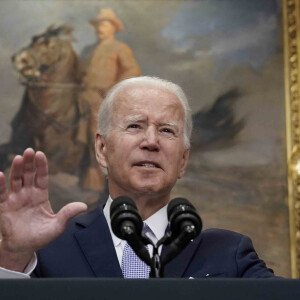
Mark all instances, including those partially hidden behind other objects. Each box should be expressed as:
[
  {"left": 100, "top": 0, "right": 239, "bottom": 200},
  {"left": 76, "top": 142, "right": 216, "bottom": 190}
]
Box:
[
  {"left": 113, "top": 84, "right": 182, "bottom": 107},
  {"left": 123, "top": 114, "right": 179, "bottom": 126}
]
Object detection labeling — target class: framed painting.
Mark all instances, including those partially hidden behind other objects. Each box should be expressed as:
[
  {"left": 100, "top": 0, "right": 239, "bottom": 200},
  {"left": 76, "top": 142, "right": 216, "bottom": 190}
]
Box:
[{"left": 0, "top": 0, "right": 296, "bottom": 277}]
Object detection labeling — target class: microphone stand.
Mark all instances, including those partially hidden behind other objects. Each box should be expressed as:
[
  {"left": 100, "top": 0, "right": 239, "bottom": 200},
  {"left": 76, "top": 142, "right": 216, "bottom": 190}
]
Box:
[
  {"left": 141, "top": 234, "right": 164, "bottom": 278},
  {"left": 141, "top": 225, "right": 198, "bottom": 278},
  {"left": 120, "top": 220, "right": 167, "bottom": 277},
  {"left": 150, "top": 245, "right": 162, "bottom": 278},
  {"left": 141, "top": 232, "right": 173, "bottom": 278}
]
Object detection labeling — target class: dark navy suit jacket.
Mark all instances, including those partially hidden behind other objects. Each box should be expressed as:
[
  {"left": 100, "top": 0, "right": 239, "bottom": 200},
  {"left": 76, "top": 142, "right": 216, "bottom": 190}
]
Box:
[{"left": 33, "top": 207, "right": 274, "bottom": 278}]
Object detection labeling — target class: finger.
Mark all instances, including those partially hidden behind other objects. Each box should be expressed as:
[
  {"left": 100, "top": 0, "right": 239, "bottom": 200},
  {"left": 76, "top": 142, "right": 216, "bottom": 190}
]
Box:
[
  {"left": 34, "top": 151, "right": 48, "bottom": 190},
  {"left": 23, "top": 148, "right": 35, "bottom": 187},
  {"left": 56, "top": 202, "right": 88, "bottom": 230},
  {"left": 9, "top": 155, "right": 24, "bottom": 193},
  {"left": 0, "top": 172, "right": 8, "bottom": 203}
]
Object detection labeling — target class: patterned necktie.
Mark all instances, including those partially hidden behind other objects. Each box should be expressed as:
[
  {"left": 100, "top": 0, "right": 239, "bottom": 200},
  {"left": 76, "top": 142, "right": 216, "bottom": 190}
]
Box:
[{"left": 121, "top": 224, "right": 151, "bottom": 278}]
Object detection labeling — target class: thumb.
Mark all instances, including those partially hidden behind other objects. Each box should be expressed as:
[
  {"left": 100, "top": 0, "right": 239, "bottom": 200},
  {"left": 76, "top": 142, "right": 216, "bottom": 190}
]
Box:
[{"left": 56, "top": 202, "right": 88, "bottom": 230}]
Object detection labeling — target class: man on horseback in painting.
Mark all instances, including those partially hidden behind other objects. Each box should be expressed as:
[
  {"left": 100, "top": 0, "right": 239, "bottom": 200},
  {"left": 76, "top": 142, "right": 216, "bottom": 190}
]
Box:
[{"left": 79, "top": 8, "right": 141, "bottom": 193}]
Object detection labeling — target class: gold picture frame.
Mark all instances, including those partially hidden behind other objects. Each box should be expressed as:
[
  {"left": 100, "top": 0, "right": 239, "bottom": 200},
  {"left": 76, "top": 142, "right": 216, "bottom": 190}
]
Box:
[{"left": 284, "top": 0, "right": 300, "bottom": 278}]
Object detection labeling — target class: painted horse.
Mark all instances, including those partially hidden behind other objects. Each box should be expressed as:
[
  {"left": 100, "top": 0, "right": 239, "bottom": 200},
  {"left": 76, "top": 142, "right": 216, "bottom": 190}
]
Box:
[{"left": 9, "top": 24, "right": 88, "bottom": 173}]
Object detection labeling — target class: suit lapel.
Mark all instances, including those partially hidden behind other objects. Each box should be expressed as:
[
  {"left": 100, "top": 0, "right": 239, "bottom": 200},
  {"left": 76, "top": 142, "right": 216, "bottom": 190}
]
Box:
[
  {"left": 74, "top": 207, "right": 123, "bottom": 278},
  {"left": 163, "top": 235, "right": 202, "bottom": 278}
]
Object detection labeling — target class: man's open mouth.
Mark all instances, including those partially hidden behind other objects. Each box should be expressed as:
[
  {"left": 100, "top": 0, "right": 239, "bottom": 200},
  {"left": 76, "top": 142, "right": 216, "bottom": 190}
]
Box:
[{"left": 136, "top": 162, "right": 160, "bottom": 168}]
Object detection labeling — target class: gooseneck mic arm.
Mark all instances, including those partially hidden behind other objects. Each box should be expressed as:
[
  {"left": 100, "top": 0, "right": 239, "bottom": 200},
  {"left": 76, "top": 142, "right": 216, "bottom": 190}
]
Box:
[
  {"left": 110, "top": 196, "right": 152, "bottom": 266},
  {"left": 161, "top": 198, "right": 202, "bottom": 266}
]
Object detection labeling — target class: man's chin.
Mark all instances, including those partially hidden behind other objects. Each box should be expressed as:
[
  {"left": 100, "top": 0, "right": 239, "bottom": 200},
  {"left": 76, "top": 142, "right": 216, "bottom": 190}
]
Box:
[{"left": 130, "top": 181, "right": 171, "bottom": 197}]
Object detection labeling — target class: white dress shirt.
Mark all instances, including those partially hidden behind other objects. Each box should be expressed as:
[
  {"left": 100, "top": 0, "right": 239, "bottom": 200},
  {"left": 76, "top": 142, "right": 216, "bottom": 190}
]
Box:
[{"left": 0, "top": 196, "right": 168, "bottom": 278}]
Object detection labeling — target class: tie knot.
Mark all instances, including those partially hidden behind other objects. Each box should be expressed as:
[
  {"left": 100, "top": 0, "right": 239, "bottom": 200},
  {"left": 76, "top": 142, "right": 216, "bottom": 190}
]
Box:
[{"left": 143, "top": 223, "right": 151, "bottom": 234}]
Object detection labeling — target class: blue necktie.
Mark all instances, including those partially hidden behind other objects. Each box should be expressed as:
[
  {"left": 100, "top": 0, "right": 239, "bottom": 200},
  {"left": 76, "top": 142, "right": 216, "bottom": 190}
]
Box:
[{"left": 121, "top": 224, "right": 151, "bottom": 278}]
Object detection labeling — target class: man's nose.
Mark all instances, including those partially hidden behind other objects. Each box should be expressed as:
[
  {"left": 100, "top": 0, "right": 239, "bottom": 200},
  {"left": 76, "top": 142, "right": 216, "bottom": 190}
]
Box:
[{"left": 140, "top": 127, "right": 160, "bottom": 151}]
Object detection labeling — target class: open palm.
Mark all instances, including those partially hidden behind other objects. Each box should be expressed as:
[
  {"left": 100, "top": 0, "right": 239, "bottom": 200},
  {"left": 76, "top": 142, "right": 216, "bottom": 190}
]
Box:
[{"left": 0, "top": 148, "right": 87, "bottom": 271}]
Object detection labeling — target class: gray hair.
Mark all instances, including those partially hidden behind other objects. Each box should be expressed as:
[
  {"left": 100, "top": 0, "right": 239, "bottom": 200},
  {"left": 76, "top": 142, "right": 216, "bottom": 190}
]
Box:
[{"left": 98, "top": 76, "right": 193, "bottom": 149}]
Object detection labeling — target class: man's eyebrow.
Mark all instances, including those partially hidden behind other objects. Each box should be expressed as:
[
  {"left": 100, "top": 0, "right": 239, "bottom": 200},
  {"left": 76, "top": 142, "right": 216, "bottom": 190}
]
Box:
[
  {"left": 162, "top": 122, "right": 177, "bottom": 127},
  {"left": 123, "top": 115, "right": 145, "bottom": 123},
  {"left": 122, "top": 118, "right": 180, "bottom": 132}
]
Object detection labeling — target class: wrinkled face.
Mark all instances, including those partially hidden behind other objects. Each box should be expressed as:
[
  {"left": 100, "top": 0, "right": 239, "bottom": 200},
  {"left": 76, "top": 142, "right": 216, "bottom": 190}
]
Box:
[
  {"left": 97, "top": 20, "right": 116, "bottom": 41},
  {"left": 96, "top": 85, "right": 190, "bottom": 201}
]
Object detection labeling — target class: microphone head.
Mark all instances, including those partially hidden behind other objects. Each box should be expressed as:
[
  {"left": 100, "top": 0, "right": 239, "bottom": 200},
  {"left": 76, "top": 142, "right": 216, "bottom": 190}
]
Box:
[
  {"left": 110, "top": 196, "right": 143, "bottom": 239},
  {"left": 167, "top": 198, "right": 192, "bottom": 218},
  {"left": 110, "top": 196, "right": 136, "bottom": 216},
  {"left": 167, "top": 198, "right": 202, "bottom": 238}
]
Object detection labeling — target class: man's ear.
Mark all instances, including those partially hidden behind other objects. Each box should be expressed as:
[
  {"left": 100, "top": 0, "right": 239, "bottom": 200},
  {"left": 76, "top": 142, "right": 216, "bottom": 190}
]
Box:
[
  {"left": 178, "top": 149, "right": 190, "bottom": 179},
  {"left": 95, "top": 132, "right": 108, "bottom": 168}
]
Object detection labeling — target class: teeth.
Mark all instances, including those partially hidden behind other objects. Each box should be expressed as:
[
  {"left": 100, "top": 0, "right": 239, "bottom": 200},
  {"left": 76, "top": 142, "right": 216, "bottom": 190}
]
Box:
[{"left": 140, "top": 163, "right": 156, "bottom": 168}]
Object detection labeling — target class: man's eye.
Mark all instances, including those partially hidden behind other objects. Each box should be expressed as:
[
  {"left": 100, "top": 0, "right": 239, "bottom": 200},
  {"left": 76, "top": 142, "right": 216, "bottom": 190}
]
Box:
[
  {"left": 128, "top": 124, "right": 140, "bottom": 129},
  {"left": 161, "top": 128, "right": 174, "bottom": 134}
]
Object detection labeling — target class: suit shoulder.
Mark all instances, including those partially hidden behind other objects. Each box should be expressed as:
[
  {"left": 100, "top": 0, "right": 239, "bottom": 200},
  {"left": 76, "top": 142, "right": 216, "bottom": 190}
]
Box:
[
  {"left": 202, "top": 228, "right": 245, "bottom": 236},
  {"left": 200, "top": 228, "right": 248, "bottom": 244}
]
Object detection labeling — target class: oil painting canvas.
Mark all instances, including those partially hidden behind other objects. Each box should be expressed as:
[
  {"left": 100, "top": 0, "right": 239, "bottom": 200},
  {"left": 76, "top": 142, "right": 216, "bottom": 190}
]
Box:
[{"left": 0, "top": 0, "right": 289, "bottom": 276}]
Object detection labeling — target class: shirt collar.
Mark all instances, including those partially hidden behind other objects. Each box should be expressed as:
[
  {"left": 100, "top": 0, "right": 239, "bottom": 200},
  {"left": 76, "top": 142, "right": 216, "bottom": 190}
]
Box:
[
  {"left": 103, "top": 196, "right": 168, "bottom": 247},
  {"left": 103, "top": 196, "right": 121, "bottom": 247},
  {"left": 144, "top": 205, "right": 168, "bottom": 241}
]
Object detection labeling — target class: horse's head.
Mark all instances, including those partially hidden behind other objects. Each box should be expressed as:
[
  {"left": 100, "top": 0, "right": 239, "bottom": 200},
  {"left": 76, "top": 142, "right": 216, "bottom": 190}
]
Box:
[{"left": 12, "top": 23, "right": 75, "bottom": 83}]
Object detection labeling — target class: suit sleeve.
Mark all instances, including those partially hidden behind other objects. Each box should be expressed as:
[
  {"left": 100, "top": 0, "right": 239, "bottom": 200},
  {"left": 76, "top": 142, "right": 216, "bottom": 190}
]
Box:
[{"left": 236, "top": 235, "right": 275, "bottom": 278}]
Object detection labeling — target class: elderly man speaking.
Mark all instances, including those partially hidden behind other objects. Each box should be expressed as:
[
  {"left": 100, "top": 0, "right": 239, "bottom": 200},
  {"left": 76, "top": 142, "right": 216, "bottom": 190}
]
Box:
[{"left": 0, "top": 76, "right": 274, "bottom": 278}]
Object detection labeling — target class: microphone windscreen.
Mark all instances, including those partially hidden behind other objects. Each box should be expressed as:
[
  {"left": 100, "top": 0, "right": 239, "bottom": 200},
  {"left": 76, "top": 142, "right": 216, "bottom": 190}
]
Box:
[
  {"left": 110, "top": 196, "right": 137, "bottom": 218},
  {"left": 167, "top": 198, "right": 195, "bottom": 219},
  {"left": 110, "top": 196, "right": 143, "bottom": 239}
]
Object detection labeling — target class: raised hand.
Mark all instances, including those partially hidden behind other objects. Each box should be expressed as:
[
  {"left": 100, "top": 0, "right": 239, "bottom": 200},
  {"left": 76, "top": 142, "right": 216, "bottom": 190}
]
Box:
[{"left": 0, "top": 148, "right": 87, "bottom": 272}]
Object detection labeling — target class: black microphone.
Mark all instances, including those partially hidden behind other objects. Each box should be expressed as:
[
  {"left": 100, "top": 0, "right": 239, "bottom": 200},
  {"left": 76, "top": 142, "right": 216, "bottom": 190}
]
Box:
[
  {"left": 110, "top": 196, "right": 143, "bottom": 238},
  {"left": 162, "top": 198, "right": 202, "bottom": 265},
  {"left": 167, "top": 198, "right": 202, "bottom": 239},
  {"left": 110, "top": 196, "right": 152, "bottom": 266}
]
